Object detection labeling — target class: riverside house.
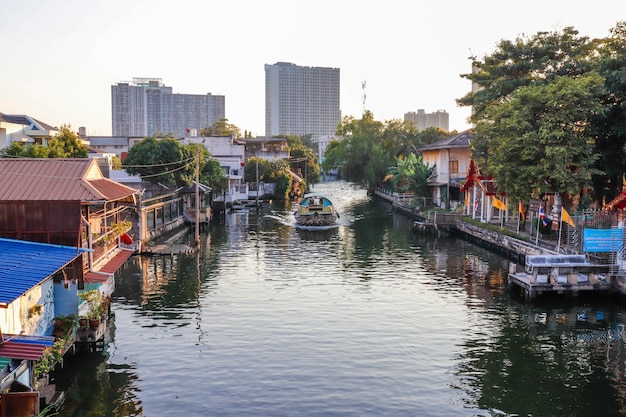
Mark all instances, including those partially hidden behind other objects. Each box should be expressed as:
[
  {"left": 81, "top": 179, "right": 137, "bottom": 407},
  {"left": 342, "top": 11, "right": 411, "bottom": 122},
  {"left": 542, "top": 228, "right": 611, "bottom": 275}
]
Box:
[
  {"left": 0, "top": 158, "right": 138, "bottom": 414},
  {"left": 0, "top": 158, "right": 137, "bottom": 278},
  {"left": 420, "top": 129, "right": 473, "bottom": 209}
]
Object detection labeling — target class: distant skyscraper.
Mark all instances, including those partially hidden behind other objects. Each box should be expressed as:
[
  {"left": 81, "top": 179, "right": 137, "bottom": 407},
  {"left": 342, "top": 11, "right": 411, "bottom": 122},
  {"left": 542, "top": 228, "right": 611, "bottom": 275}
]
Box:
[
  {"left": 111, "top": 78, "right": 225, "bottom": 137},
  {"left": 404, "top": 109, "right": 449, "bottom": 132},
  {"left": 265, "top": 62, "right": 341, "bottom": 138}
]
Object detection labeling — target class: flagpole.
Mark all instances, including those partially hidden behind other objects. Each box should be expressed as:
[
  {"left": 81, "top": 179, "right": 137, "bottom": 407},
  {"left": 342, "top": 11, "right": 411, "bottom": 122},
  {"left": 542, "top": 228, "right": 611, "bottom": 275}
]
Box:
[
  {"left": 557, "top": 208, "right": 563, "bottom": 252},
  {"left": 517, "top": 201, "right": 521, "bottom": 234},
  {"left": 535, "top": 204, "right": 541, "bottom": 246}
]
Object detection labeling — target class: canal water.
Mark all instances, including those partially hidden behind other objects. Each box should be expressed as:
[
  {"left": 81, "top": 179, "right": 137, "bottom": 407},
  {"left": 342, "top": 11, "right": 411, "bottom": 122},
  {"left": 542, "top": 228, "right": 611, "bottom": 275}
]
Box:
[{"left": 54, "top": 180, "right": 626, "bottom": 417}]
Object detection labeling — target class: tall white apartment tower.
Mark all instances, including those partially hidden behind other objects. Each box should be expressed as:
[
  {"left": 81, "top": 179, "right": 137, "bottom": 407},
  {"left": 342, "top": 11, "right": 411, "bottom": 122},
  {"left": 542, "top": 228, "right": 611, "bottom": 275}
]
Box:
[
  {"left": 112, "top": 78, "right": 225, "bottom": 137},
  {"left": 265, "top": 62, "right": 341, "bottom": 138}
]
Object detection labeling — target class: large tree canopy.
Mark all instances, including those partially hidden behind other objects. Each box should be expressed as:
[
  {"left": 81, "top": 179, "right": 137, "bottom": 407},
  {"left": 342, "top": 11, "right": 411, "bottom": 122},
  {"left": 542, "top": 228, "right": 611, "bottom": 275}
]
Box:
[
  {"left": 458, "top": 23, "right": 626, "bottom": 205},
  {"left": 323, "top": 111, "right": 448, "bottom": 189},
  {"left": 123, "top": 136, "right": 227, "bottom": 190},
  {"left": 474, "top": 73, "right": 605, "bottom": 202},
  {"left": 200, "top": 118, "right": 241, "bottom": 138}
]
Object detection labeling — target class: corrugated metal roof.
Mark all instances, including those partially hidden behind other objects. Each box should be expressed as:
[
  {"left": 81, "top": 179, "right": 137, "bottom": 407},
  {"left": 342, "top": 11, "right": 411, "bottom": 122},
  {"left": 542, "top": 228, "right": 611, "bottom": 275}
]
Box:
[
  {"left": 84, "top": 249, "right": 134, "bottom": 283},
  {"left": 0, "top": 158, "right": 136, "bottom": 202},
  {"left": 0, "top": 238, "right": 83, "bottom": 305},
  {"left": 420, "top": 129, "right": 473, "bottom": 151},
  {"left": 0, "top": 335, "right": 55, "bottom": 360}
]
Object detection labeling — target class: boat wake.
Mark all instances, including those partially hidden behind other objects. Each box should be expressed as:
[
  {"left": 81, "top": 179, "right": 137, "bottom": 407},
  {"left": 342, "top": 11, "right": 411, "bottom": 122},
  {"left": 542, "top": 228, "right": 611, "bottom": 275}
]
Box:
[
  {"left": 263, "top": 214, "right": 342, "bottom": 230},
  {"left": 263, "top": 214, "right": 293, "bottom": 226}
]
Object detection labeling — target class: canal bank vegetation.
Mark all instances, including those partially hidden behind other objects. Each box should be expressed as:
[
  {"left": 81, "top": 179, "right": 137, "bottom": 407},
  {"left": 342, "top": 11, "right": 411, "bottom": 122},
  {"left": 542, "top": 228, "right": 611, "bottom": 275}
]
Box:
[{"left": 323, "top": 112, "right": 447, "bottom": 191}]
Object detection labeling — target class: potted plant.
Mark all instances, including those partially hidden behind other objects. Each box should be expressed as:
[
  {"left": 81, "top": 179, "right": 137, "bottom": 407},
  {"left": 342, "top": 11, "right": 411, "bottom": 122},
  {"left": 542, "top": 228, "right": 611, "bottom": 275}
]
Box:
[
  {"left": 79, "top": 290, "right": 104, "bottom": 329},
  {"left": 53, "top": 314, "right": 77, "bottom": 338}
]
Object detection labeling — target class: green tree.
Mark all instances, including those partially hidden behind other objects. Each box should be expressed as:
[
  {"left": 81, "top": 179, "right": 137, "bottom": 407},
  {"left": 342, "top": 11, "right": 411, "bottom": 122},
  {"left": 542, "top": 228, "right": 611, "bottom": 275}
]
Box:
[
  {"left": 195, "top": 144, "right": 229, "bottom": 193},
  {"left": 458, "top": 27, "right": 593, "bottom": 121},
  {"left": 324, "top": 111, "right": 389, "bottom": 187},
  {"left": 589, "top": 22, "right": 626, "bottom": 202},
  {"left": 273, "top": 135, "right": 322, "bottom": 186},
  {"left": 244, "top": 157, "right": 290, "bottom": 184},
  {"left": 381, "top": 119, "right": 419, "bottom": 158},
  {"left": 274, "top": 171, "right": 293, "bottom": 200},
  {"left": 322, "top": 111, "right": 433, "bottom": 190},
  {"left": 384, "top": 153, "right": 435, "bottom": 196},
  {"left": 474, "top": 73, "right": 605, "bottom": 203},
  {"left": 458, "top": 23, "right": 626, "bottom": 205},
  {"left": 0, "top": 124, "right": 87, "bottom": 158},
  {"left": 123, "top": 137, "right": 189, "bottom": 186},
  {"left": 200, "top": 118, "right": 241, "bottom": 137},
  {"left": 123, "top": 137, "right": 226, "bottom": 190},
  {"left": 47, "top": 125, "right": 88, "bottom": 158},
  {"left": 0, "top": 142, "right": 27, "bottom": 157},
  {"left": 419, "top": 127, "right": 449, "bottom": 146}
]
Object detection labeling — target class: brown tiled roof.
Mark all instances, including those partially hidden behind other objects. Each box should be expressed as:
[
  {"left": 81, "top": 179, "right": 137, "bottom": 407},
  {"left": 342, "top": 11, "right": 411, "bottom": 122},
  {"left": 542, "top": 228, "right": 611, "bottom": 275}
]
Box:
[{"left": 0, "top": 158, "right": 136, "bottom": 202}]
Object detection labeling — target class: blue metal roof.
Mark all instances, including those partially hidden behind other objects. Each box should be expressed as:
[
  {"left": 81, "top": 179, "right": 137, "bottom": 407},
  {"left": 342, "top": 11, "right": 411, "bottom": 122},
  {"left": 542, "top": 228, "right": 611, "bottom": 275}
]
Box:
[{"left": 0, "top": 238, "right": 83, "bottom": 305}]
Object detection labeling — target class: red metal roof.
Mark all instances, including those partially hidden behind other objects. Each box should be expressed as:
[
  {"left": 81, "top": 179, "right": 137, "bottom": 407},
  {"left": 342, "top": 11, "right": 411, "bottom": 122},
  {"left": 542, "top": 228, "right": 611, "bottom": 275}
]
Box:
[
  {"left": 0, "top": 342, "right": 48, "bottom": 360},
  {"left": 0, "top": 335, "right": 55, "bottom": 360},
  {"left": 0, "top": 158, "right": 136, "bottom": 202},
  {"left": 84, "top": 249, "right": 134, "bottom": 283}
]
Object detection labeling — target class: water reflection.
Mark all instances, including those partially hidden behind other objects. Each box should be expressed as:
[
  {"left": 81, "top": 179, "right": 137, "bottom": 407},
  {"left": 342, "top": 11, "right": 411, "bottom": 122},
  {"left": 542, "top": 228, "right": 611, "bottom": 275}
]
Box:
[{"left": 55, "top": 181, "right": 626, "bottom": 417}]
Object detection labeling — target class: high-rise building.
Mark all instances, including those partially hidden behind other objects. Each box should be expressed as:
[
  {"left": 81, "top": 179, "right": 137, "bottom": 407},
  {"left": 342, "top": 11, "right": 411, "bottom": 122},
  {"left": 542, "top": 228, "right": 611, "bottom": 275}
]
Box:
[
  {"left": 265, "top": 62, "right": 341, "bottom": 138},
  {"left": 404, "top": 109, "right": 449, "bottom": 132},
  {"left": 111, "top": 78, "right": 225, "bottom": 137}
]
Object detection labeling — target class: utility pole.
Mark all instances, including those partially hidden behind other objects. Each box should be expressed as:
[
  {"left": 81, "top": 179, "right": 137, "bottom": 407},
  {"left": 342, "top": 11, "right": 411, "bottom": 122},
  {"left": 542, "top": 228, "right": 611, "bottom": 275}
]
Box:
[{"left": 255, "top": 151, "right": 259, "bottom": 210}]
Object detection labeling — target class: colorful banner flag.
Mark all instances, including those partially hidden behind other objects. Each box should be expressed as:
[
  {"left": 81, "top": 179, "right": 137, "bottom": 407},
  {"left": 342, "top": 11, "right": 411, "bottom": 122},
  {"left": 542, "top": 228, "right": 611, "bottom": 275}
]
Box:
[
  {"left": 539, "top": 206, "right": 549, "bottom": 226},
  {"left": 519, "top": 201, "right": 525, "bottom": 220},
  {"left": 492, "top": 197, "right": 507, "bottom": 211},
  {"left": 561, "top": 207, "right": 575, "bottom": 228}
]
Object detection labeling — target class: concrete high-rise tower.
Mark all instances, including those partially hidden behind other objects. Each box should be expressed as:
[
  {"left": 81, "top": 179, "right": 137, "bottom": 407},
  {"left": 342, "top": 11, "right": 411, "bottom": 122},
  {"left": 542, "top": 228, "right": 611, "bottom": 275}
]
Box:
[
  {"left": 111, "top": 78, "right": 225, "bottom": 137},
  {"left": 265, "top": 62, "right": 341, "bottom": 138},
  {"left": 404, "top": 109, "right": 449, "bottom": 132}
]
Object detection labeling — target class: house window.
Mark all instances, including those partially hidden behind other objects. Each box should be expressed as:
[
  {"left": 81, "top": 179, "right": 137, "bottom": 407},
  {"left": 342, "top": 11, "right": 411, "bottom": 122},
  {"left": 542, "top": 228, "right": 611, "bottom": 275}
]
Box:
[{"left": 449, "top": 160, "right": 459, "bottom": 174}]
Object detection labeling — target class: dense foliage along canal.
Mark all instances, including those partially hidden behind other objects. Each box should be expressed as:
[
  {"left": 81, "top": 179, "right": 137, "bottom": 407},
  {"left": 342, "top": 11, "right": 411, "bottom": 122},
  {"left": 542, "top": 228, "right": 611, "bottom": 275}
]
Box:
[{"left": 55, "top": 181, "right": 626, "bottom": 416}]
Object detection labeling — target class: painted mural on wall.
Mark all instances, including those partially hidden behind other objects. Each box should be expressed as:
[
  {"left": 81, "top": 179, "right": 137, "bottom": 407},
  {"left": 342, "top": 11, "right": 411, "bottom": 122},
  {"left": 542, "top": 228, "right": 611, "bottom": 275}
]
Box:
[{"left": 20, "top": 280, "right": 55, "bottom": 336}]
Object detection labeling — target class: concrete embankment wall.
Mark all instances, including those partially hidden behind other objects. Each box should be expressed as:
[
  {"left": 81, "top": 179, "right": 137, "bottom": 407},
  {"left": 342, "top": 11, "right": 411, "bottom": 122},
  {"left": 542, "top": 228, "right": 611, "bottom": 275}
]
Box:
[{"left": 455, "top": 221, "right": 555, "bottom": 265}]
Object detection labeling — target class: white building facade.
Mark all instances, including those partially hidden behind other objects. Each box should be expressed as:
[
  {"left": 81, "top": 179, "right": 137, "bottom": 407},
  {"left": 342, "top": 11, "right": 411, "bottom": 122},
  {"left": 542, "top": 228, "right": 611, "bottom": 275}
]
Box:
[
  {"left": 265, "top": 62, "right": 341, "bottom": 138},
  {"left": 0, "top": 113, "right": 60, "bottom": 150},
  {"left": 112, "top": 78, "right": 225, "bottom": 137}
]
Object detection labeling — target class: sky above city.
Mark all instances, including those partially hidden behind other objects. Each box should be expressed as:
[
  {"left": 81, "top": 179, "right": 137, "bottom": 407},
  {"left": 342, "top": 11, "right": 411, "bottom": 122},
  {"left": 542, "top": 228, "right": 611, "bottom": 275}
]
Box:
[{"left": 1, "top": 0, "right": 622, "bottom": 136}]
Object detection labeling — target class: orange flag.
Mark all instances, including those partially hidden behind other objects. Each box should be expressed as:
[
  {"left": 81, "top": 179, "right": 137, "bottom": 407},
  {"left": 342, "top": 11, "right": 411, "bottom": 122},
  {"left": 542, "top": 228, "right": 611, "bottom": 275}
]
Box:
[
  {"left": 492, "top": 197, "right": 507, "bottom": 211},
  {"left": 518, "top": 201, "right": 525, "bottom": 220},
  {"left": 561, "top": 207, "right": 575, "bottom": 228}
]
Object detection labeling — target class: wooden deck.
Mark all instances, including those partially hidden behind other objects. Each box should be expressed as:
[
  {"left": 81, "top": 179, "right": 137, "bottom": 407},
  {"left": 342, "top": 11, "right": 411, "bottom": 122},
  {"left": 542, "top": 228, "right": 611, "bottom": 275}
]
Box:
[{"left": 75, "top": 319, "right": 107, "bottom": 352}]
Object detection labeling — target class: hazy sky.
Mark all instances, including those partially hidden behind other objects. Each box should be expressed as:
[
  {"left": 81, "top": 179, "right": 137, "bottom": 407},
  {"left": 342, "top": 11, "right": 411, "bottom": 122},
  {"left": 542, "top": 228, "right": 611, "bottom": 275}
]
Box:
[{"left": 1, "top": 0, "right": 621, "bottom": 136}]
